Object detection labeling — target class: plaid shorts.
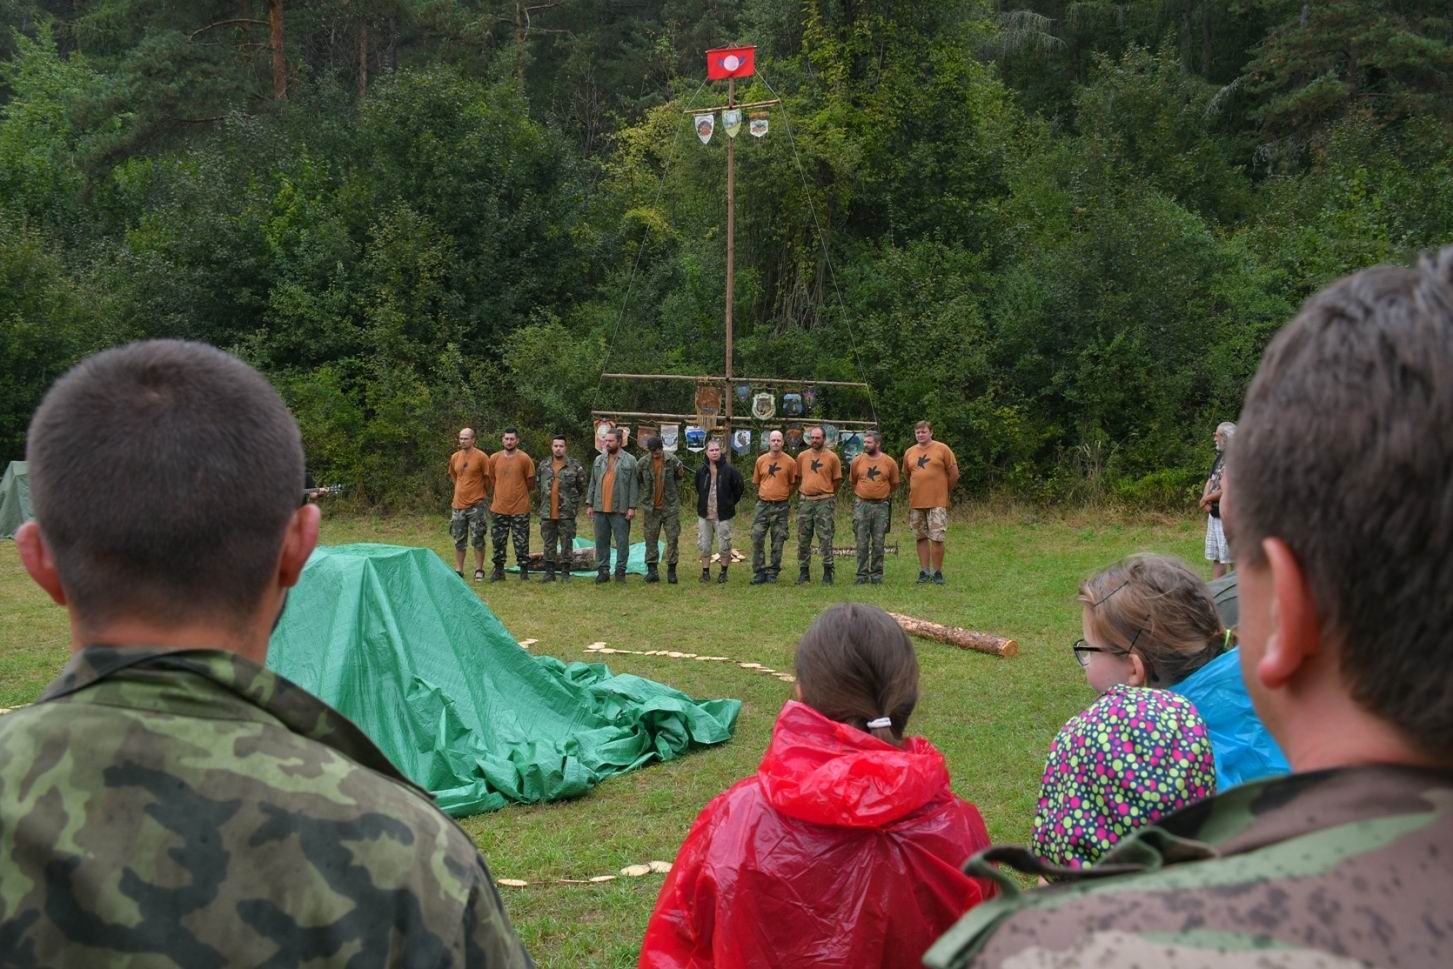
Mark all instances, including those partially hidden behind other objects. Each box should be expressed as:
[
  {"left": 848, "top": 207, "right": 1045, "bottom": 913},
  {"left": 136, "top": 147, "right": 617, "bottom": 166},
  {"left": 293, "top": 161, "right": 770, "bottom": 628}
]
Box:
[
  {"left": 1204, "top": 515, "right": 1232, "bottom": 564},
  {"left": 908, "top": 506, "right": 949, "bottom": 542}
]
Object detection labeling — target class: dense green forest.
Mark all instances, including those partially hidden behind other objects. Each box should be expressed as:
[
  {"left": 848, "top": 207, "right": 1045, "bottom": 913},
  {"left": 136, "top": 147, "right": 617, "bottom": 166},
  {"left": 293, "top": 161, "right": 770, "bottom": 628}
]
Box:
[{"left": 3, "top": 1, "right": 1452, "bottom": 506}]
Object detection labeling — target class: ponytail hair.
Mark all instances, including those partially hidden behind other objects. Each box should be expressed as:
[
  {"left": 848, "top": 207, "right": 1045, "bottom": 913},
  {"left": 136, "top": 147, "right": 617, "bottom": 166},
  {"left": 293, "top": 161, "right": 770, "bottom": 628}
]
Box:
[{"left": 794, "top": 603, "right": 919, "bottom": 747}]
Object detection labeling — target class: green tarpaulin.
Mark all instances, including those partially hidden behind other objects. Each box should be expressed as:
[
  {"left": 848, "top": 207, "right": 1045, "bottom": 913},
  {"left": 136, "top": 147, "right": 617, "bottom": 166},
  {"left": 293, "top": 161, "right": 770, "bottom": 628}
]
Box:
[
  {"left": 0, "top": 461, "right": 31, "bottom": 539},
  {"left": 267, "top": 543, "right": 739, "bottom": 816}
]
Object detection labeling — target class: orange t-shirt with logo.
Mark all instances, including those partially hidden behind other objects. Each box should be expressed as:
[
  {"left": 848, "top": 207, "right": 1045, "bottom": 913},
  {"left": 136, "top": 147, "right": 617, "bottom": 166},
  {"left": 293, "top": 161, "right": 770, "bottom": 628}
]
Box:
[
  {"left": 489, "top": 449, "right": 536, "bottom": 516},
  {"left": 902, "top": 441, "right": 958, "bottom": 509},
  {"left": 450, "top": 448, "right": 491, "bottom": 509},
  {"left": 850, "top": 452, "right": 900, "bottom": 501},
  {"left": 754, "top": 451, "right": 798, "bottom": 502},
  {"left": 796, "top": 447, "right": 842, "bottom": 497}
]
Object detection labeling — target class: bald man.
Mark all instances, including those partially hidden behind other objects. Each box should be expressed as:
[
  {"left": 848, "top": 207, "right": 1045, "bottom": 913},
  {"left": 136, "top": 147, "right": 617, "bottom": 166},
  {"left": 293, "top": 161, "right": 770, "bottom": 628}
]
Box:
[{"left": 449, "top": 427, "right": 491, "bottom": 580}]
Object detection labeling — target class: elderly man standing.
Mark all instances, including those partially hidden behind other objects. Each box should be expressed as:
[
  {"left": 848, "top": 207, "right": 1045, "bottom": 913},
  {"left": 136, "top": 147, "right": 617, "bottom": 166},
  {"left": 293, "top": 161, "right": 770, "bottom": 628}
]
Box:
[
  {"left": 585, "top": 428, "right": 639, "bottom": 583},
  {"left": 637, "top": 436, "right": 686, "bottom": 584},
  {"left": 449, "top": 427, "right": 491, "bottom": 580},
  {"left": 795, "top": 426, "right": 843, "bottom": 585},
  {"left": 902, "top": 420, "right": 958, "bottom": 585},
  {"left": 1200, "top": 421, "right": 1235, "bottom": 579},
  {"left": 5, "top": 341, "right": 532, "bottom": 966},
  {"left": 537, "top": 433, "right": 587, "bottom": 583},
  {"left": 926, "top": 251, "right": 1453, "bottom": 969},
  {"left": 849, "top": 428, "right": 899, "bottom": 584},
  {"left": 750, "top": 429, "right": 798, "bottom": 585}
]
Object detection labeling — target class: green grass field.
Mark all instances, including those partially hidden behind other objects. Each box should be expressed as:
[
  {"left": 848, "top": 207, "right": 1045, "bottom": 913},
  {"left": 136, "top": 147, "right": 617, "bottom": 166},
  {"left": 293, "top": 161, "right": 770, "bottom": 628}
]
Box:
[{"left": 0, "top": 507, "right": 1207, "bottom": 967}]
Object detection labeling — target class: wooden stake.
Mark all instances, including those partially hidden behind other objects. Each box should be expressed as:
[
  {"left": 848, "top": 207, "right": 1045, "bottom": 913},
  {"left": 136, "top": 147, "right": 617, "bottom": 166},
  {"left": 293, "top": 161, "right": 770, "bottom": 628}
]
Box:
[{"left": 886, "top": 612, "right": 1019, "bottom": 658}]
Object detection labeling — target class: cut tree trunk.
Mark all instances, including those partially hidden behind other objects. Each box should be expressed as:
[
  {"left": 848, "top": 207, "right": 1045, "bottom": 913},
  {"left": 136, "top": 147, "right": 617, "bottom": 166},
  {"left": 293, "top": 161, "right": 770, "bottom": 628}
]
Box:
[{"left": 886, "top": 612, "right": 1019, "bottom": 658}]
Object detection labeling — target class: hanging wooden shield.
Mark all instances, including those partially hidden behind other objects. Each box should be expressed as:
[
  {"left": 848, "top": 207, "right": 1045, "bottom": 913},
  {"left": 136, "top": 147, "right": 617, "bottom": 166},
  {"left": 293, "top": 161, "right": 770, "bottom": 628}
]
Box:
[
  {"left": 751, "top": 392, "right": 775, "bottom": 420},
  {"left": 749, "top": 113, "right": 769, "bottom": 138},
  {"left": 637, "top": 424, "right": 657, "bottom": 450},
  {"left": 661, "top": 424, "right": 680, "bottom": 454},
  {"left": 732, "top": 429, "right": 752, "bottom": 455},
  {"left": 722, "top": 109, "right": 743, "bottom": 139},
  {"left": 695, "top": 113, "right": 714, "bottom": 145},
  {"left": 595, "top": 419, "right": 615, "bottom": 453},
  {"left": 695, "top": 383, "right": 723, "bottom": 417},
  {"left": 684, "top": 425, "right": 707, "bottom": 452},
  {"left": 785, "top": 425, "right": 804, "bottom": 450}
]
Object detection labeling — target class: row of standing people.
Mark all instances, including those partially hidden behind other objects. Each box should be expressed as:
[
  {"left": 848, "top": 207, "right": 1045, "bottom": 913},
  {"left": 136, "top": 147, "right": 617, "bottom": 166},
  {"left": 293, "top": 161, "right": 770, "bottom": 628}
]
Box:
[
  {"left": 6, "top": 243, "right": 1453, "bottom": 968},
  {"left": 448, "top": 421, "right": 962, "bottom": 586}
]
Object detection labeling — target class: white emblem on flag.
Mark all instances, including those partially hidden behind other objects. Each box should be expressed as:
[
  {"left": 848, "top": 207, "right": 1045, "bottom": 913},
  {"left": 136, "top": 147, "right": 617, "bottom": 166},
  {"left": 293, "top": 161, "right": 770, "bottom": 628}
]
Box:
[
  {"left": 723, "top": 54, "right": 741, "bottom": 72},
  {"left": 749, "top": 114, "right": 769, "bottom": 138},
  {"left": 695, "top": 113, "right": 714, "bottom": 145}
]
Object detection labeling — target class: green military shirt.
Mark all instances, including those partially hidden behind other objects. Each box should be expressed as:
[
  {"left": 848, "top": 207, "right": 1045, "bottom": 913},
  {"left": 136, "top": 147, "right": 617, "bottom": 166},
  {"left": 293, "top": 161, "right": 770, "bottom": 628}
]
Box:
[
  {"left": 925, "top": 765, "right": 1453, "bottom": 968},
  {"left": 0, "top": 645, "right": 533, "bottom": 969},
  {"left": 635, "top": 450, "right": 685, "bottom": 512},
  {"left": 536, "top": 454, "right": 588, "bottom": 519}
]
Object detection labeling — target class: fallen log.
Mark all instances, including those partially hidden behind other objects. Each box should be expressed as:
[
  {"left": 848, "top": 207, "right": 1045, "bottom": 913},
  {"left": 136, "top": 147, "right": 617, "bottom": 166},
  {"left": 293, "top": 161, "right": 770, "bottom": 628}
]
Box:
[
  {"left": 886, "top": 612, "right": 1019, "bottom": 658},
  {"left": 524, "top": 548, "right": 597, "bottom": 571}
]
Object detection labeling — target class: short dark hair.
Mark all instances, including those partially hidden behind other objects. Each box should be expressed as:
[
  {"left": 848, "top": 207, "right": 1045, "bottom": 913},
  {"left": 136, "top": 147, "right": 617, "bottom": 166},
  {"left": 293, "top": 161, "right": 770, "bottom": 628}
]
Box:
[
  {"left": 502, "top": 427, "right": 519, "bottom": 437},
  {"left": 551, "top": 433, "right": 566, "bottom": 444},
  {"left": 1231, "top": 246, "right": 1453, "bottom": 757},
  {"left": 610, "top": 428, "right": 625, "bottom": 442},
  {"left": 27, "top": 340, "right": 303, "bottom": 629},
  {"left": 865, "top": 428, "right": 882, "bottom": 444},
  {"left": 794, "top": 603, "right": 918, "bottom": 747},
  {"left": 646, "top": 436, "right": 663, "bottom": 451}
]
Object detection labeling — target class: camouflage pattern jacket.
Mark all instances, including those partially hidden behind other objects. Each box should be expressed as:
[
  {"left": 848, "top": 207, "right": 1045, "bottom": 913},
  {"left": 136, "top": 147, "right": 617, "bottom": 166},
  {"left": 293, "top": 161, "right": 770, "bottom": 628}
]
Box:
[
  {"left": 635, "top": 451, "right": 686, "bottom": 514},
  {"left": 924, "top": 764, "right": 1453, "bottom": 969},
  {"left": 536, "top": 454, "right": 588, "bottom": 519},
  {"left": 0, "top": 645, "right": 534, "bottom": 969}
]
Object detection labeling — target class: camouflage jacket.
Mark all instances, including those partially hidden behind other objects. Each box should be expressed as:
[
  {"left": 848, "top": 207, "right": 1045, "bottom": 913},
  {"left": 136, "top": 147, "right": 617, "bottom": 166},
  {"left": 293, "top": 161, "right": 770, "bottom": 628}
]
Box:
[
  {"left": 635, "top": 450, "right": 686, "bottom": 513},
  {"left": 0, "top": 645, "right": 533, "bottom": 969},
  {"left": 924, "top": 765, "right": 1453, "bottom": 969},
  {"left": 536, "top": 454, "right": 588, "bottom": 519}
]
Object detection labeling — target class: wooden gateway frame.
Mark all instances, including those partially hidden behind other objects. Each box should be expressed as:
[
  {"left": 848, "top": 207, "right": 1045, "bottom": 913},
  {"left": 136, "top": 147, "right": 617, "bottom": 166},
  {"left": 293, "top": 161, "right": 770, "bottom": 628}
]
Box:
[{"left": 595, "top": 46, "right": 876, "bottom": 444}]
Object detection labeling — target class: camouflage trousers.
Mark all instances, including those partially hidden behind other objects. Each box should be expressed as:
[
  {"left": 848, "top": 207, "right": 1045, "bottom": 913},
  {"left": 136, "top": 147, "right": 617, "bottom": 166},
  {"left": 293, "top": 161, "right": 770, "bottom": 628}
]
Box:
[
  {"left": 450, "top": 501, "right": 489, "bottom": 550},
  {"left": 751, "top": 500, "right": 791, "bottom": 577},
  {"left": 491, "top": 513, "right": 530, "bottom": 568},
  {"left": 641, "top": 506, "right": 681, "bottom": 566},
  {"left": 797, "top": 496, "right": 836, "bottom": 563},
  {"left": 540, "top": 516, "right": 577, "bottom": 569},
  {"left": 853, "top": 498, "right": 891, "bottom": 581}
]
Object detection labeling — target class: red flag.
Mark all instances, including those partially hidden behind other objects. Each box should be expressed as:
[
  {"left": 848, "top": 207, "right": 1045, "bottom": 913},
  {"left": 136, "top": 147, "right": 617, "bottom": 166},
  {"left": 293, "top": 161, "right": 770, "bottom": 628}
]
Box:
[{"left": 706, "top": 46, "right": 755, "bottom": 80}]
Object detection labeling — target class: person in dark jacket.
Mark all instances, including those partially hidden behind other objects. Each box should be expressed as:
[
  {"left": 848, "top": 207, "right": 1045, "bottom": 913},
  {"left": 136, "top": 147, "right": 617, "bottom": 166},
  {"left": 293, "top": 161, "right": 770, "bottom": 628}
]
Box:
[{"left": 693, "top": 438, "right": 745, "bottom": 583}]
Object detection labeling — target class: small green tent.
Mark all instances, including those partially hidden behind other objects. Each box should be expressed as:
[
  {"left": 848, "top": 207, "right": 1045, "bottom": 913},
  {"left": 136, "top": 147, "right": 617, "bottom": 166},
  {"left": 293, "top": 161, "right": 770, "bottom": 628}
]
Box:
[
  {"left": 267, "top": 543, "right": 739, "bottom": 816},
  {"left": 0, "top": 462, "right": 31, "bottom": 539}
]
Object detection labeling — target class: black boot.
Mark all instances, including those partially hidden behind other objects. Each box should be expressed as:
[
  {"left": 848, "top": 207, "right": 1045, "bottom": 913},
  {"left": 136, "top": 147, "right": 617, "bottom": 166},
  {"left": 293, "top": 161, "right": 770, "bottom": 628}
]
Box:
[
  {"left": 822, "top": 564, "right": 834, "bottom": 586},
  {"left": 854, "top": 575, "right": 868, "bottom": 585},
  {"left": 750, "top": 571, "right": 768, "bottom": 585},
  {"left": 645, "top": 564, "right": 660, "bottom": 584},
  {"left": 519, "top": 565, "right": 529, "bottom": 581},
  {"left": 595, "top": 570, "right": 610, "bottom": 584},
  {"left": 667, "top": 564, "right": 678, "bottom": 584},
  {"left": 700, "top": 567, "right": 711, "bottom": 583},
  {"left": 490, "top": 567, "right": 505, "bottom": 582},
  {"left": 796, "top": 564, "right": 811, "bottom": 585},
  {"left": 542, "top": 564, "right": 556, "bottom": 583},
  {"left": 717, "top": 566, "right": 729, "bottom": 584}
]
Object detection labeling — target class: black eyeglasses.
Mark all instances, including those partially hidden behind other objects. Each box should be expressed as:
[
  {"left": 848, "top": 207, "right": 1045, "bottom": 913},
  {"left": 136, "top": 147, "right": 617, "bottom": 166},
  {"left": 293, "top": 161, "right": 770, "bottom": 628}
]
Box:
[{"left": 1071, "top": 639, "right": 1127, "bottom": 668}]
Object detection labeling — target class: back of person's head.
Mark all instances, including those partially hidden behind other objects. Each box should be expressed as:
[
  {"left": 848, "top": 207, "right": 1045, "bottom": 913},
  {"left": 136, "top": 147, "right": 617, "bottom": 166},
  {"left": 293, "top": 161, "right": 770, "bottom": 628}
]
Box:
[
  {"left": 1078, "top": 554, "right": 1226, "bottom": 687},
  {"left": 1033, "top": 685, "right": 1216, "bottom": 871},
  {"left": 27, "top": 340, "right": 304, "bottom": 631},
  {"left": 794, "top": 603, "right": 918, "bottom": 746},
  {"left": 1231, "top": 247, "right": 1453, "bottom": 762}
]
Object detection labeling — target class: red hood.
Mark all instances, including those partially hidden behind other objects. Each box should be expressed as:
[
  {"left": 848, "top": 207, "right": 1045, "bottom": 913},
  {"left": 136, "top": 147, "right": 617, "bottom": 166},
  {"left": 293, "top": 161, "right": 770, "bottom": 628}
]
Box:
[{"left": 757, "top": 700, "right": 953, "bottom": 828}]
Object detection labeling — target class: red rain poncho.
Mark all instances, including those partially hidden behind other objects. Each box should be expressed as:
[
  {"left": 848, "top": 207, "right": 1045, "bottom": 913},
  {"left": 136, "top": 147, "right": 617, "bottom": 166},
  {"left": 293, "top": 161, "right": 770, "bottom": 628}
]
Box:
[{"left": 640, "top": 701, "right": 994, "bottom": 969}]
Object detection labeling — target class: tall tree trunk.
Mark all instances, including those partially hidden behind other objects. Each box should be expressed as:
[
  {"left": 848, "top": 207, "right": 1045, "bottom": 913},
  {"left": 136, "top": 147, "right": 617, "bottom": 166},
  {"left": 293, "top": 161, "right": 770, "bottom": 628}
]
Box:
[
  {"left": 269, "top": 0, "right": 287, "bottom": 99},
  {"left": 1202, "top": 0, "right": 1213, "bottom": 76},
  {"left": 357, "top": 20, "right": 369, "bottom": 97}
]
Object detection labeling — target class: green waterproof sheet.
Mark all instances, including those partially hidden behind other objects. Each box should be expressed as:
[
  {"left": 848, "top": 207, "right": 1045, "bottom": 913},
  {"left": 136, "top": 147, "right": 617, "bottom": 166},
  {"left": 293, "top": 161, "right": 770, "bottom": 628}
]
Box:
[
  {"left": 507, "top": 536, "right": 657, "bottom": 575},
  {"left": 268, "top": 543, "right": 740, "bottom": 816},
  {"left": 0, "top": 461, "right": 31, "bottom": 539}
]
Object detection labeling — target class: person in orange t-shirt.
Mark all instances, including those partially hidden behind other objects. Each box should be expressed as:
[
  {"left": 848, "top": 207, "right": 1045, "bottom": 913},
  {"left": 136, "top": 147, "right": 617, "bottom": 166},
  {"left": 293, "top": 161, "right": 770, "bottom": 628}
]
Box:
[
  {"left": 750, "top": 430, "right": 799, "bottom": 584},
  {"left": 488, "top": 427, "right": 536, "bottom": 581},
  {"left": 795, "top": 427, "right": 843, "bottom": 585},
  {"left": 849, "top": 429, "right": 900, "bottom": 584},
  {"left": 901, "top": 420, "right": 958, "bottom": 586},
  {"left": 448, "top": 427, "right": 492, "bottom": 581}
]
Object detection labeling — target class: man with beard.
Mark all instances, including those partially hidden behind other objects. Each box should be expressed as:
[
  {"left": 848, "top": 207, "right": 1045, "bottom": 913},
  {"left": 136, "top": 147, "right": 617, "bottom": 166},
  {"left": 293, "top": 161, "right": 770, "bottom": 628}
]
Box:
[
  {"left": 795, "top": 426, "right": 843, "bottom": 585},
  {"left": 488, "top": 428, "right": 536, "bottom": 581},
  {"left": 750, "top": 430, "right": 798, "bottom": 585},
  {"left": 849, "top": 429, "right": 899, "bottom": 584},
  {"left": 537, "top": 433, "right": 587, "bottom": 582},
  {"left": 585, "top": 428, "right": 639, "bottom": 583},
  {"left": 637, "top": 436, "right": 686, "bottom": 584}
]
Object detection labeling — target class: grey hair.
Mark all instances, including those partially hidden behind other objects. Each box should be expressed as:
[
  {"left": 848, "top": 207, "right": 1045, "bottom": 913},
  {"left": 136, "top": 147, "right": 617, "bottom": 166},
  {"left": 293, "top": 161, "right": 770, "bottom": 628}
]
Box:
[{"left": 1216, "top": 421, "right": 1237, "bottom": 438}]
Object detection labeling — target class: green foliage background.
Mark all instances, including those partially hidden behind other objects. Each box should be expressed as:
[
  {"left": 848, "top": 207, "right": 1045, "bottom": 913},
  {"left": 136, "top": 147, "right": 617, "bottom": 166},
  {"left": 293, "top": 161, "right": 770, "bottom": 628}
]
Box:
[{"left": 4, "top": 1, "right": 1452, "bottom": 506}]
